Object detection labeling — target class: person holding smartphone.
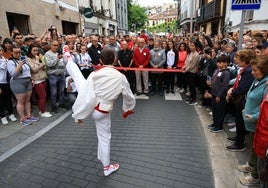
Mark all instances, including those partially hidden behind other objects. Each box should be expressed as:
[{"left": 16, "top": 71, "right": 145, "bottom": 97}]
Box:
[
  {"left": 7, "top": 46, "right": 40, "bottom": 126},
  {"left": 27, "top": 44, "right": 52, "bottom": 118}
]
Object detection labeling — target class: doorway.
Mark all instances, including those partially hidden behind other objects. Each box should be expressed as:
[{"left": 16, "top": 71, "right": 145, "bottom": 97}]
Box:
[
  {"left": 62, "top": 21, "right": 78, "bottom": 35},
  {"left": 6, "top": 12, "right": 30, "bottom": 35}
]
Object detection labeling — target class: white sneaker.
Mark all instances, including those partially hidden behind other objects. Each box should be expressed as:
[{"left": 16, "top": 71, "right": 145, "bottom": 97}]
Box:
[
  {"left": 240, "top": 174, "right": 260, "bottom": 186},
  {"left": 229, "top": 126, "right": 237, "bottom": 133},
  {"left": 185, "top": 91, "right": 190, "bottom": 96},
  {"left": 40, "top": 112, "right": 52, "bottom": 117},
  {"left": 227, "top": 122, "right": 236, "bottom": 127},
  {"left": 8, "top": 114, "right": 17, "bottom": 122},
  {"left": 1, "top": 117, "right": 8, "bottom": 125},
  {"left": 238, "top": 163, "right": 254, "bottom": 173},
  {"left": 179, "top": 88, "right": 185, "bottom": 93},
  {"left": 103, "top": 163, "right": 119, "bottom": 176}
]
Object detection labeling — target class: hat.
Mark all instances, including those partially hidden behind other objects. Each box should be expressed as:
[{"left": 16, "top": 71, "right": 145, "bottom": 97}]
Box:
[{"left": 262, "top": 42, "right": 268, "bottom": 49}]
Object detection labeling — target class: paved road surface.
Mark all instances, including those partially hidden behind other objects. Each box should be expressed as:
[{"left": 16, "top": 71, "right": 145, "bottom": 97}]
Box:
[{"left": 0, "top": 95, "right": 215, "bottom": 188}]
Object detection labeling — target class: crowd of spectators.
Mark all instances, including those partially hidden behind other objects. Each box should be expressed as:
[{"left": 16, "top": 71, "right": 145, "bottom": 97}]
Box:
[{"left": 1, "top": 26, "right": 268, "bottom": 186}]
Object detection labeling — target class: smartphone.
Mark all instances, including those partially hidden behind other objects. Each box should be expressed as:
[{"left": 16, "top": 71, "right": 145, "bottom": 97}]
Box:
[{"left": 20, "top": 56, "right": 26, "bottom": 62}]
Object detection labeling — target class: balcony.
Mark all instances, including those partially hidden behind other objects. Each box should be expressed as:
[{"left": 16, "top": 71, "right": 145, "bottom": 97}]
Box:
[{"left": 196, "top": 0, "right": 222, "bottom": 23}]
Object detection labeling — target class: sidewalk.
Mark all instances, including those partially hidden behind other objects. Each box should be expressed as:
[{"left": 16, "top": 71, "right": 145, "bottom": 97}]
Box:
[
  {"left": 195, "top": 103, "right": 259, "bottom": 188},
  {"left": 0, "top": 105, "right": 70, "bottom": 157}
]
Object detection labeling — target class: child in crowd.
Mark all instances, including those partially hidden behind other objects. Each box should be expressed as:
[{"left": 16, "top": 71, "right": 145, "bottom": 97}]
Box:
[{"left": 207, "top": 55, "right": 231, "bottom": 133}]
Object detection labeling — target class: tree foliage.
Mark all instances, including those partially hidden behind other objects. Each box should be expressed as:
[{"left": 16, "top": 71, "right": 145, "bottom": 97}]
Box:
[
  {"left": 127, "top": 0, "right": 148, "bottom": 32},
  {"left": 147, "top": 20, "right": 177, "bottom": 34}
]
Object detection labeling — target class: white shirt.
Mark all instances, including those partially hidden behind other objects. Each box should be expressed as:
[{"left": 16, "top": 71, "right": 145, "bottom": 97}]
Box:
[
  {"left": 66, "top": 61, "right": 136, "bottom": 120},
  {"left": 77, "top": 53, "right": 92, "bottom": 70},
  {"left": 167, "top": 50, "right": 175, "bottom": 67},
  {"left": 0, "top": 57, "right": 8, "bottom": 84}
]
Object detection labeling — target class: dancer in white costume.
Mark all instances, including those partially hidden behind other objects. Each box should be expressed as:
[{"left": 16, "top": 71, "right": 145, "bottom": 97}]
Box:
[{"left": 63, "top": 45, "right": 136, "bottom": 176}]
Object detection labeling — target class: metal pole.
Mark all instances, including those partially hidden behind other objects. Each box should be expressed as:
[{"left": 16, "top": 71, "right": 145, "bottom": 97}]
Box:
[
  {"left": 238, "top": 10, "right": 246, "bottom": 51},
  {"left": 189, "top": 0, "right": 194, "bottom": 34}
]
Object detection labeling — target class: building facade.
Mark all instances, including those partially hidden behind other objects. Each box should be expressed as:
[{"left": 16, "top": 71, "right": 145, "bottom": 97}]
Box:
[
  {"left": 147, "top": 3, "right": 177, "bottom": 34},
  {"left": 0, "top": 0, "right": 81, "bottom": 37},
  {"left": 180, "top": 0, "right": 199, "bottom": 36},
  {"left": 225, "top": 0, "right": 268, "bottom": 33},
  {"left": 196, "top": 0, "right": 227, "bottom": 36},
  {"left": 116, "top": 0, "right": 128, "bottom": 35},
  {"left": 79, "top": 0, "right": 118, "bottom": 36}
]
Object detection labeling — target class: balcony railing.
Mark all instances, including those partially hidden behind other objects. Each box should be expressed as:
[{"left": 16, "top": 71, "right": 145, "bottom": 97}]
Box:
[{"left": 196, "top": 0, "right": 221, "bottom": 23}]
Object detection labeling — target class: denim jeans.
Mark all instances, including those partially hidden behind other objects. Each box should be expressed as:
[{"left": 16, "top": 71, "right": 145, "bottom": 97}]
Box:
[{"left": 48, "top": 74, "right": 65, "bottom": 107}]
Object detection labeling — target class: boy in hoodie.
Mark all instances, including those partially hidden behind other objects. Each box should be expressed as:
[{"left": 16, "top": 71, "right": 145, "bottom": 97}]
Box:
[{"left": 207, "top": 55, "right": 231, "bottom": 133}]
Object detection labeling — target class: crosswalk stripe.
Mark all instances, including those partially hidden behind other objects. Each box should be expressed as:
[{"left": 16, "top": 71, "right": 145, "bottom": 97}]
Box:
[
  {"left": 164, "top": 92, "right": 182, "bottom": 101},
  {"left": 135, "top": 94, "right": 149, "bottom": 100}
]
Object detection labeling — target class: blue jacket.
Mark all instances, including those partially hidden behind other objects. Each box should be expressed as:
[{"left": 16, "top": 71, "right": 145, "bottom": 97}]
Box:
[
  {"left": 232, "top": 66, "right": 254, "bottom": 97},
  {"left": 243, "top": 75, "right": 268, "bottom": 132}
]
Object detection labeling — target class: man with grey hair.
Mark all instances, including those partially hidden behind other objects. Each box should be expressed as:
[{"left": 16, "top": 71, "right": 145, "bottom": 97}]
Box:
[
  {"left": 133, "top": 38, "right": 150, "bottom": 96},
  {"left": 149, "top": 40, "right": 166, "bottom": 96}
]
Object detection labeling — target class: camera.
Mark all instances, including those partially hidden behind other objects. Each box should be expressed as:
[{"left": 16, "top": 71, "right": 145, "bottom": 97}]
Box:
[{"left": 48, "top": 28, "right": 53, "bottom": 32}]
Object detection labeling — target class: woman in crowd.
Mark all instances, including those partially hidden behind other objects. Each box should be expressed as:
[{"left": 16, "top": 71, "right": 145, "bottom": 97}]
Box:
[
  {"left": 176, "top": 42, "right": 188, "bottom": 93},
  {"left": 165, "top": 41, "right": 178, "bottom": 94},
  {"left": 26, "top": 44, "right": 52, "bottom": 118},
  {"left": 0, "top": 46, "right": 17, "bottom": 125},
  {"left": 7, "top": 46, "right": 39, "bottom": 126},
  {"left": 77, "top": 44, "right": 93, "bottom": 79},
  {"left": 2, "top": 38, "right": 13, "bottom": 60},
  {"left": 226, "top": 49, "right": 255, "bottom": 151},
  {"left": 41, "top": 25, "right": 60, "bottom": 43},
  {"left": 253, "top": 78, "right": 268, "bottom": 187},
  {"left": 182, "top": 41, "right": 200, "bottom": 105},
  {"left": 238, "top": 55, "right": 268, "bottom": 186}
]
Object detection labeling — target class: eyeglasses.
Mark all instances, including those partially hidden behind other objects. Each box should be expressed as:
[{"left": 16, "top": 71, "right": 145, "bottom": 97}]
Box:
[
  {"left": 16, "top": 37, "right": 23, "bottom": 39},
  {"left": 53, "top": 45, "right": 59, "bottom": 46},
  {"left": 13, "top": 51, "right": 21, "bottom": 54}
]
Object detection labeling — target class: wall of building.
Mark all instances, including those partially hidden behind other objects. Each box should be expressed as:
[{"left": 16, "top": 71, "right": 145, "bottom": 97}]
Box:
[
  {"left": 0, "top": 0, "right": 80, "bottom": 37},
  {"left": 117, "top": 0, "right": 128, "bottom": 35}
]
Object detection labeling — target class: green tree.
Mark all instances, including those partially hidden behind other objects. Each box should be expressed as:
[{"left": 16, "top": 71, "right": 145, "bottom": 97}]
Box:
[{"left": 128, "top": 1, "right": 148, "bottom": 32}]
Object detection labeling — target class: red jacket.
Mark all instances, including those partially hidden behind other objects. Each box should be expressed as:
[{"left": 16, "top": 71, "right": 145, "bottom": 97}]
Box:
[
  {"left": 133, "top": 47, "right": 151, "bottom": 68},
  {"left": 254, "top": 92, "right": 268, "bottom": 159},
  {"left": 140, "top": 34, "right": 149, "bottom": 43}
]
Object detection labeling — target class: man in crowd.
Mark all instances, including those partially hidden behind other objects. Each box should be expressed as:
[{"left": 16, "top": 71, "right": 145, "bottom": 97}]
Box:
[
  {"left": 118, "top": 40, "right": 135, "bottom": 93},
  {"left": 88, "top": 36, "right": 102, "bottom": 66},
  {"left": 149, "top": 40, "right": 166, "bottom": 96},
  {"left": 44, "top": 40, "right": 67, "bottom": 113},
  {"left": 133, "top": 38, "right": 150, "bottom": 96}
]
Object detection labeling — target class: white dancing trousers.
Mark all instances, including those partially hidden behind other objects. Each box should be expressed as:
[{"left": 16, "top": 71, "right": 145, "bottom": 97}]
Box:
[{"left": 91, "top": 109, "right": 111, "bottom": 167}]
